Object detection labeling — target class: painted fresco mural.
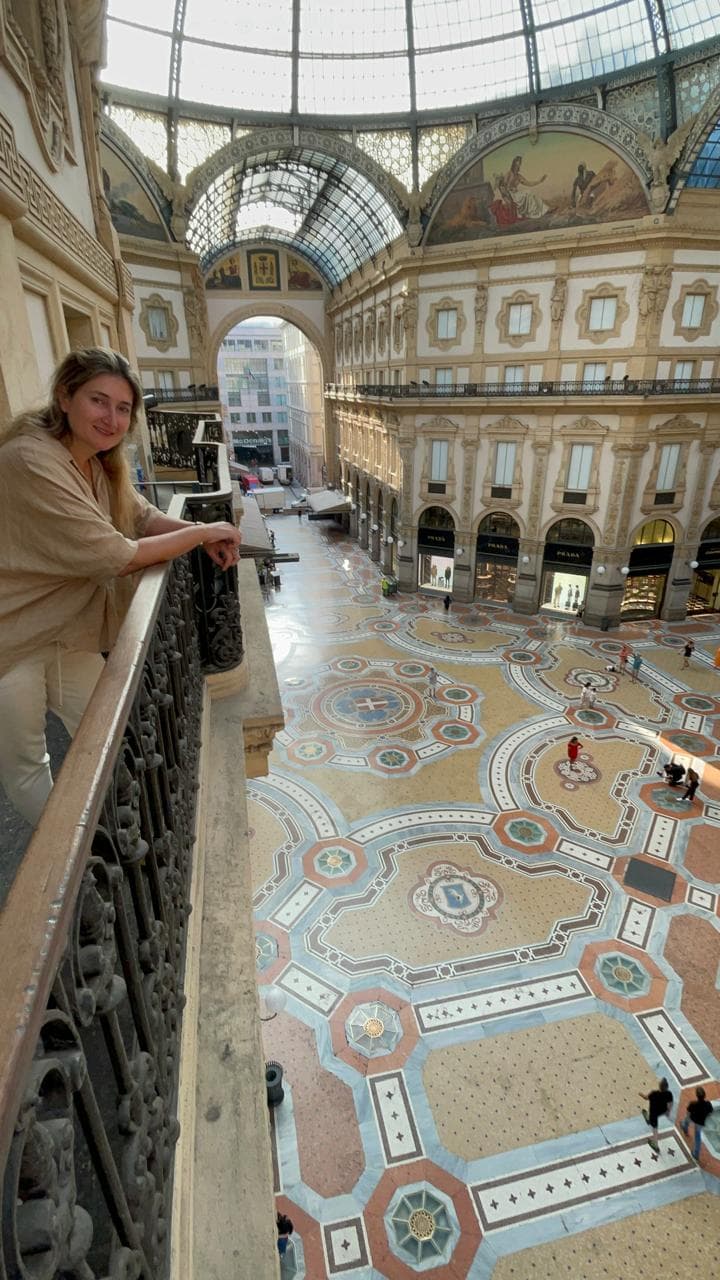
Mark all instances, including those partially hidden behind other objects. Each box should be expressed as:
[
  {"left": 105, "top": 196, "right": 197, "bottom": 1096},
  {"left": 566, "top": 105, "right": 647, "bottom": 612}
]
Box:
[
  {"left": 205, "top": 252, "right": 243, "bottom": 289},
  {"left": 288, "top": 254, "right": 324, "bottom": 290},
  {"left": 426, "top": 132, "right": 649, "bottom": 245},
  {"left": 100, "top": 143, "right": 168, "bottom": 242}
]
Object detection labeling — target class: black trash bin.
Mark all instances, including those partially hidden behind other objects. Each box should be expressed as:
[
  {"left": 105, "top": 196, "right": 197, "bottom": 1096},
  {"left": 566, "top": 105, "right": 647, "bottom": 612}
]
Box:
[
  {"left": 600, "top": 617, "right": 610, "bottom": 632},
  {"left": 265, "top": 1059, "right": 285, "bottom": 1107}
]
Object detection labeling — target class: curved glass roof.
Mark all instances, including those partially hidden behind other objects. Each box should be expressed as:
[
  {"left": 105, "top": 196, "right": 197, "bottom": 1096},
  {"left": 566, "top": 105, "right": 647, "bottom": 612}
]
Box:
[
  {"left": 103, "top": 0, "right": 720, "bottom": 119},
  {"left": 187, "top": 149, "right": 403, "bottom": 285}
]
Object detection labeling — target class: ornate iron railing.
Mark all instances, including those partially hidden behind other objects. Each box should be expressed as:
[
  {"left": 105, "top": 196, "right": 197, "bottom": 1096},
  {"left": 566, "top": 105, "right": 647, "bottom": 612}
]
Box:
[
  {"left": 0, "top": 427, "right": 242, "bottom": 1278},
  {"left": 325, "top": 377, "right": 720, "bottom": 399},
  {"left": 143, "top": 386, "right": 219, "bottom": 405},
  {"left": 147, "top": 411, "right": 226, "bottom": 471}
]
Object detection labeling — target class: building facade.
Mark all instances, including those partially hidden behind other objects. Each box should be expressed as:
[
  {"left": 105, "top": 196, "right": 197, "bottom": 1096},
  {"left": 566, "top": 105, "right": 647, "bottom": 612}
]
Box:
[
  {"left": 218, "top": 321, "right": 290, "bottom": 468},
  {"left": 281, "top": 321, "right": 325, "bottom": 487}
]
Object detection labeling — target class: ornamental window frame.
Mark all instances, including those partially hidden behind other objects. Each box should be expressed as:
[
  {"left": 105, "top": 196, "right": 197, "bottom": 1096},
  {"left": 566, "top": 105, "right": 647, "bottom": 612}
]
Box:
[
  {"left": 480, "top": 415, "right": 528, "bottom": 510},
  {"left": 639, "top": 416, "right": 697, "bottom": 514},
  {"left": 550, "top": 418, "right": 607, "bottom": 515},
  {"left": 672, "top": 280, "right": 718, "bottom": 342},
  {"left": 496, "top": 291, "right": 541, "bottom": 348},
  {"left": 426, "top": 297, "right": 466, "bottom": 350},
  {"left": 139, "top": 295, "right": 179, "bottom": 353},
  {"left": 576, "top": 283, "right": 629, "bottom": 344}
]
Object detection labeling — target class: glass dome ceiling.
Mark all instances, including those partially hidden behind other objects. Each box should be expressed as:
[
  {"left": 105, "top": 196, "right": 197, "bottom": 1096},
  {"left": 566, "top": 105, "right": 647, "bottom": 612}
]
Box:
[{"left": 103, "top": 0, "right": 720, "bottom": 120}]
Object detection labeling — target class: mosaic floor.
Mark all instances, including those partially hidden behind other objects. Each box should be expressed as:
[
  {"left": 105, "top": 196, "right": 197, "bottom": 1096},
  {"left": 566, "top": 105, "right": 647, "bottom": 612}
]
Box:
[{"left": 256, "top": 518, "right": 720, "bottom": 1279}]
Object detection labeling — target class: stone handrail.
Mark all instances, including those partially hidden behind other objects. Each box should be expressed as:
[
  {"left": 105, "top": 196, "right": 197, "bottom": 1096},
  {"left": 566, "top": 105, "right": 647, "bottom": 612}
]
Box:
[{"left": 0, "top": 425, "right": 242, "bottom": 1277}]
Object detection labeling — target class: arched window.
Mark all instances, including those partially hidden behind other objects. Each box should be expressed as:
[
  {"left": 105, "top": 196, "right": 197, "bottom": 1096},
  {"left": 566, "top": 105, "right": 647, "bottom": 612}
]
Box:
[
  {"left": 701, "top": 516, "right": 720, "bottom": 541},
  {"left": 546, "top": 518, "right": 594, "bottom": 545},
  {"left": 377, "top": 490, "right": 384, "bottom": 523},
  {"left": 479, "top": 512, "right": 520, "bottom": 538},
  {"left": 634, "top": 519, "right": 675, "bottom": 545},
  {"left": 419, "top": 505, "right": 455, "bottom": 530}
]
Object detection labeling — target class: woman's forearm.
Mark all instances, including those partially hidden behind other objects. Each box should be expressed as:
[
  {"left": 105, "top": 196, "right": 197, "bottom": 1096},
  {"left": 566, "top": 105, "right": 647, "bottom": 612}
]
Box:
[
  {"left": 142, "top": 510, "right": 197, "bottom": 537},
  {"left": 120, "top": 524, "right": 206, "bottom": 573}
]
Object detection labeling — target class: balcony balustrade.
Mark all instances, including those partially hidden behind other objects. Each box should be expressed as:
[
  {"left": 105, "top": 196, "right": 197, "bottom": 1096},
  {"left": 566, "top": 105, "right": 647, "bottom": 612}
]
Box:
[
  {"left": 0, "top": 425, "right": 243, "bottom": 1278},
  {"left": 325, "top": 377, "right": 720, "bottom": 399}
]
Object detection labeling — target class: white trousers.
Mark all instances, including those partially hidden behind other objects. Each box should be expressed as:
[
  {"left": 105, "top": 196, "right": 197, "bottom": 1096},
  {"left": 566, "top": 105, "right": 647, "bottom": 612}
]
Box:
[{"left": 0, "top": 646, "right": 104, "bottom": 827}]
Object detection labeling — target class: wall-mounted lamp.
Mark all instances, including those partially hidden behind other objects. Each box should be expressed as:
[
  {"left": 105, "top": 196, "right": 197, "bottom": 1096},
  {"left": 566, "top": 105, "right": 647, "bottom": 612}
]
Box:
[
  {"left": 359, "top": 512, "right": 367, "bottom": 521},
  {"left": 260, "top": 986, "right": 287, "bottom": 1021},
  {"left": 371, "top": 522, "right": 379, "bottom": 532},
  {"left": 386, "top": 535, "right": 394, "bottom": 545},
  {"left": 350, "top": 503, "right": 356, "bottom": 512},
  {"left": 620, "top": 566, "right": 630, "bottom": 576},
  {"left": 596, "top": 564, "right": 606, "bottom": 575},
  {"left": 689, "top": 559, "right": 699, "bottom": 570},
  {"left": 398, "top": 539, "right": 405, "bottom": 548},
  {"left": 455, "top": 547, "right": 464, "bottom": 556},
  {"left": 521, "top": 554, "right": 530, "bottom": 565}
]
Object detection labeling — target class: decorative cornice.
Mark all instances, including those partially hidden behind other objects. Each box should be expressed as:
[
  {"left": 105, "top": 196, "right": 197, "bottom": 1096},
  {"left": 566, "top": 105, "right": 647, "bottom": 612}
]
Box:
[{"left": 0, "top": 108, "right": 116, "bottom": 294}]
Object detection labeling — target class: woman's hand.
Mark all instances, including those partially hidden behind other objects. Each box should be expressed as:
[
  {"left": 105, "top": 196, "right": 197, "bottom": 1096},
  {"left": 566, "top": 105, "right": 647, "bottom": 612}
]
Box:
[{"left": 200, "top": 521, "right": 242, "bottom": 571}]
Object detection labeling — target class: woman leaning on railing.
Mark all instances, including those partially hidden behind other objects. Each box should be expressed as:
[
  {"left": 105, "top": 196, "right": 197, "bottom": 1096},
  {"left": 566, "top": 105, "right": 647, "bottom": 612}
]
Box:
[{"left": 0, "top": 347, "right": 241, "bottom": 829}]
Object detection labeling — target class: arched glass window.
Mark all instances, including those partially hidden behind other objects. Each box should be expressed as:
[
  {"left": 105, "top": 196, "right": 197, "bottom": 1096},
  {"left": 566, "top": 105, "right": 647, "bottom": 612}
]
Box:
[
  {"left": 419, "top": 505, "right": 455, "bottom": 530},
  {"left": 479, "top": 512, "right": 520, "bottom": 537},
  {"left": 701, "top": 516, "right": 720, "bottom": 541},
  {"left": 634, "top": 520, "right": 675, "bottom": 545},
  {"left": 546, "top": 518, "right": 594, "bottom": 545}
]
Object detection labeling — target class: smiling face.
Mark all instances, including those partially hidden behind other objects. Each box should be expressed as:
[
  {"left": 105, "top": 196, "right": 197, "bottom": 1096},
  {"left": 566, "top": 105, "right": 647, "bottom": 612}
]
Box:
[{"left": 57, "top": 373, "right": 135, "bottom": 464}]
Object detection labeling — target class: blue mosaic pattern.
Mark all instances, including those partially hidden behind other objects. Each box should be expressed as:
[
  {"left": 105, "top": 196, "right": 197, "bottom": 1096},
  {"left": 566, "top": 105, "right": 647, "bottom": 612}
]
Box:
[
  {"left": 596, "top": 952, "right": 651, "bottom": 997},
  {"left": 345, "top": 1001, "right": 403, "bottom": 1057},
  {"left": 387, "top": 1185, "right": 457, "bottom": 1266},
  {"left": 255, "top": 932, "right": 279, "bottom": 972}
]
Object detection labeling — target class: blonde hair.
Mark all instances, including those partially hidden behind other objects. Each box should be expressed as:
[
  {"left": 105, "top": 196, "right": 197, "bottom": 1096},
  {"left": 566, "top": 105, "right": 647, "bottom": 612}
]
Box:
[{"left": 1, "top": 347, "right": 144, "bottom": 536}]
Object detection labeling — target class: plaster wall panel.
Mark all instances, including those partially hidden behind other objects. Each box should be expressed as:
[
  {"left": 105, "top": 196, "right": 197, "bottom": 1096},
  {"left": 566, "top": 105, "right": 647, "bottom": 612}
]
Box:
[
  {"left": 569, "top": 251, "right": 645, "bottom": 271},
  {"left": 418, "top": 269, "right": 477, "bottom": 286},
  {"left": 489, "top": 261, "right": 556, "bottom": 280},
  {"left": 23, "top": 289, "right": 56, "bottom": 391}
]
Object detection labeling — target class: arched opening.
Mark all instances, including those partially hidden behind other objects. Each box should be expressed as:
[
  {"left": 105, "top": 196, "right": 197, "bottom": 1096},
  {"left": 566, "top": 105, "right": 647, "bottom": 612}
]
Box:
[
  {"left": 691, "top": 516, "right": 720, "bottom": 612},
  {"left": 621, "top": 519, "right": 676, "bottom": 618},
  {"left": 475, "top": 512, "right": 521, "bottom": 603},
  {"left": 417, "top": 505, "right": 455, "bottom": 594},
  {"left": 217, "top": 314, "right": 325, "bottom": 490},
  {"left": 541, "top": 518, "right": 594, "bottom": 616},
  {"left": 389, "top": 498, "right": 399, "bottom": 575},
  {"left": 371, "top": 489, "right": 384, "bottom": 562}
]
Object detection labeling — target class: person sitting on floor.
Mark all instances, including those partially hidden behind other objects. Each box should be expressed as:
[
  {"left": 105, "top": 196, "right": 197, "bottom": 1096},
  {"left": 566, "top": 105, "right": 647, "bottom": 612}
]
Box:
[{"left": 660, "top": 762, "right": 686, "bottom": 787}]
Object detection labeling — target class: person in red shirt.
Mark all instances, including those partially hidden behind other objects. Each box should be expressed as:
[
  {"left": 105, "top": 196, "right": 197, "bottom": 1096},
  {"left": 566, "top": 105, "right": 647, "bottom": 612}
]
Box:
[{"left": 567, "top": 736, "right": 583, "bottom": 770}]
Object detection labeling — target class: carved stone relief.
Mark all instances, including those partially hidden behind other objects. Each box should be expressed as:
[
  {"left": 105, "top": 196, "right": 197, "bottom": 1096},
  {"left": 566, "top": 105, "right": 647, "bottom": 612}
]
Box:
[{"left": 3, "top": 0, "right": 73, "bottom": 169}]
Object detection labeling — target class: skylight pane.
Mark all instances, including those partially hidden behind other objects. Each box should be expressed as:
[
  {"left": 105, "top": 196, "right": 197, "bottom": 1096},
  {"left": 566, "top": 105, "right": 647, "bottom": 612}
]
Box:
[
  {"left": 184, "top": 0, "right": 294, "bottom": 51},
  {"left": 412, "top": 0, "right": 522, "bottom": 48},
  {"left": 536, "top": 2, "right": 655, "bottom": 89},
  {"left": 180, "top": 45, "right": 292, "bottom": 110},
  {"left": 107, "top": 0, "right": 176, "bottom": 30},
  {"left": 663, "top": 0, "right": 720, "bottom": 47},
  {"left": 686, "top": 121, "right": 720, "bottom": 188},
  {"left": 300, "top": 0, "right": 408, "bottom": 54},
  {"left": 299, "top": 55, "right": 411, "bottom": 114},
  {"left": 236, "top": 203, "right": 302, "bottom": 235},
  {"left": 102, "top": 21, "right": 172, "bottom": 94},
  {"left": 415, "top": 35, "right": 529, "bottom": 108}
]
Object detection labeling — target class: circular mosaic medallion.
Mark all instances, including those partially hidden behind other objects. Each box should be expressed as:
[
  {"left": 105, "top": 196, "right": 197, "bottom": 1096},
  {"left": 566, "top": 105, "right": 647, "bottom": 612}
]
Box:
[
  {"left": 507, "top": 818, "right": 546, "bottom": 846},
  {"left": 576, "top": 709, "right": 606, "bottom": 725},
  {"left": 680, "top": 695, "right": 716, "bottom": 712},
  {"left": 571, "top": 669, "right": 614, "bottom": 691},
  {"left": 397, "top": 662, "right": 425, "bottom": 676},
  {"left": 387, "top": 1186, "right": 457, "bottom": 1265},
  {"left": 345, "top": 1001, "right": 402, "bottom": 1057},
  {"left": 441, "top": 686, "right": 474, "bottom": 702},
  {"left": 335, "top": 658, "right": 365, "bottom": 672},
  {"left": 411, "top": 861, "right": 502, "bottom": 934},
  {"left": 430, "top": 629, "right": 469, "bottom": 645},
  {"left": 294, "top": 740, "right": 329, "bottom": 760},
  {"left": 255, "top": 933, "right": 278, "bottom": 972},
  {"left": 596, "top": 952, "right": 650, "bottom": 997},
  {"left": 598, "top": 641, "right": 622, "bottom": 654},
  {"left": 371, "top": 620, "right": 398, "bottom": 632},
  {"left": 508, "top": 650, "right": 535, "bottom": 663},
  {"left": 377, "top": 748, "right": 412, "bottom": 769},
  {"left": 435, "top": 723, "right": 473, "bottom": 743},
  {"left": 313, "top": 680, "right": 423, "bottom": 734},
  {"left": 664, "top": 729, "right": 711, "bottom": 755},
  {"left": 650, "top": 785, "right": 691, "bottom": 812},
  {"left": 314, "top": 846, "right": 356, "bottom": 877}
]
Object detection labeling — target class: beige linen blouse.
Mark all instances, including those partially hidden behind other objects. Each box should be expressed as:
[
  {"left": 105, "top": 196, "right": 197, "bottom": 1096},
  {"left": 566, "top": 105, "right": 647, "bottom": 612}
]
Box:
[{"left": 0, "top": 427, "right": 154, "bottom": 678}]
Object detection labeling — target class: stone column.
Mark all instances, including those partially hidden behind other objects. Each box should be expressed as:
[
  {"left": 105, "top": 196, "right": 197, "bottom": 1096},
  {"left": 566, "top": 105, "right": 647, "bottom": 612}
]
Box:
[
  {"left": 662, "top": 543, "right": 694, "bottom": 620},
  {"left": 512, "top": 538, "right": 544, "bottom": 614},
  {"left": 582, "top": 551, "right": 627, "bottom": 630}
]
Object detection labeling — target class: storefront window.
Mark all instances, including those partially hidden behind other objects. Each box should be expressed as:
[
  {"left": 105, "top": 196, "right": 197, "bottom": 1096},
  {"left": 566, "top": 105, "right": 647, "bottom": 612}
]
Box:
[
  {"left": 475, "top": 559, "right": 516, "bottom": 602},
  {"left": 419, "top": 554, "right": 453, "bottom": 592},
  {"left": 541, "top": 571, "right": 587, "bottom": 615},
  {"left": 620, "top": 574, "right": 665, "bottom": 618}
]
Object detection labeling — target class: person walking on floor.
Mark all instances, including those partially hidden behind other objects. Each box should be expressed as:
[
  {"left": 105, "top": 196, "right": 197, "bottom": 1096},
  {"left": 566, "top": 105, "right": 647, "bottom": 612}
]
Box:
[
  {"left": 580, "top": 683, "right": 592, "bottom": 707},
  {"left": 640, "top": 1076, "right": 673, "bottom": 1152},
  {"left": 619, "top": 643, "right": 631, "bottom": 675},
  {"left": 443, "top": 593, "right": 451, "bottom": 612},
  {"left": 681, "top": 1086, "right": 713, "bottom": 1161},
  {"left": 630, "top": 653, "right": 643, "bottom": 683},
  {"left": 587, "top": 686, "right": 596, "bottom": 708},
  {"left": 680, "top": 767, "right": 700, "bottom": 803},
  {"left": 276, "top": 1213, "right": 294, "bottom": 1257},
  {"left": 659, "top": 761, "right": 685, "bottom": 787},
  {"left": 567, "top": 736, "right": 583, "bottom": 770},
  {"left": 682, "top": 639, "right": 694, "bottom": 668},
  {"left": 427, "top": 666, "right": 438, "bottom": 699}
]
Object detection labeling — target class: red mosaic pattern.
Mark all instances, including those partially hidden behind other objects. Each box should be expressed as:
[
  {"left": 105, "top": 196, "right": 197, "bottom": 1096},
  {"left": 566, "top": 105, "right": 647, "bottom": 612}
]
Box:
[
  {"left": 665, "top": 916, "right": 720, "bottom": 1062},
  {"left": 579, "top": 939, "right": 668, "bottom": 1013},
  {"left": 363, "top": 1159, "right": 480, "bottom": 1280},
  {"left": 329, "top": 986, "right": 418, "bottom": 1076}
]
